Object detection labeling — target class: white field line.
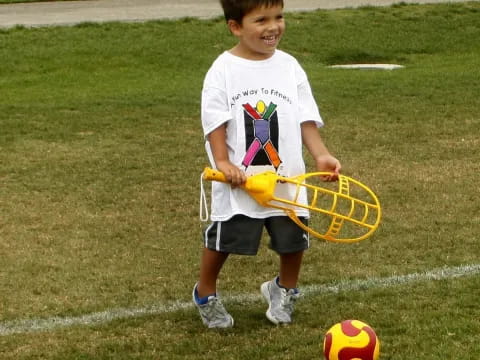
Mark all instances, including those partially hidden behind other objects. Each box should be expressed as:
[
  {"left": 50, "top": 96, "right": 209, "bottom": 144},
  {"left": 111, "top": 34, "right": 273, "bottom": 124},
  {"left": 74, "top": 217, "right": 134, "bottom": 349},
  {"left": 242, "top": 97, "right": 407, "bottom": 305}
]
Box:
[{"left": 1, "top": 263, "right": 479, "bottom": 336}]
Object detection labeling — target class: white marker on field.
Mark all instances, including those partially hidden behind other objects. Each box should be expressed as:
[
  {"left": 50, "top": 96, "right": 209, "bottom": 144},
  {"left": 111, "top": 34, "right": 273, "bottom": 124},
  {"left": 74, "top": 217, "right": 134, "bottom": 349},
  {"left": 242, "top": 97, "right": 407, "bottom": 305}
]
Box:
[
  {"left": 329, "top": 64, "right": 404, "bottom": 70},
  {"left": 0, "top": 263, "right": 478, "bottom": 336}
]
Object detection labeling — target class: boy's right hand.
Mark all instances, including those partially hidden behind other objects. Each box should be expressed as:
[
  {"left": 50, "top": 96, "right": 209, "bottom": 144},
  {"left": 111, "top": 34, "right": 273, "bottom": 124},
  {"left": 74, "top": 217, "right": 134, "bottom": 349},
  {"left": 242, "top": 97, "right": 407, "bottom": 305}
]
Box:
[{"left": 215, "top": 161, "right": 247, "bottom": 187}]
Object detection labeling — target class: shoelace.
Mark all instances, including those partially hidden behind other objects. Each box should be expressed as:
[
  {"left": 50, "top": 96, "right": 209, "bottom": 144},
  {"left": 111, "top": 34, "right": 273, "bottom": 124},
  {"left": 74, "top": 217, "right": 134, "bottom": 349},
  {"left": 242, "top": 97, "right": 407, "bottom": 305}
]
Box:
[
  {"left": 204, "top": 297, "right": 228, "bottom": 320},
  {"left": 280, "top": 289, "right": 299, "bottom": 314}
]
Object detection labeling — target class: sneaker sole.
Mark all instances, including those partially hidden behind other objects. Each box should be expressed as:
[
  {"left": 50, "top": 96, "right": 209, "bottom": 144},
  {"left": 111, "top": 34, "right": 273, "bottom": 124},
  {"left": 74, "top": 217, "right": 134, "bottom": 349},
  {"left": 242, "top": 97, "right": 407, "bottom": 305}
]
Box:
[{"left": 208, "top": 317, "right": 234, "bottom": 329}]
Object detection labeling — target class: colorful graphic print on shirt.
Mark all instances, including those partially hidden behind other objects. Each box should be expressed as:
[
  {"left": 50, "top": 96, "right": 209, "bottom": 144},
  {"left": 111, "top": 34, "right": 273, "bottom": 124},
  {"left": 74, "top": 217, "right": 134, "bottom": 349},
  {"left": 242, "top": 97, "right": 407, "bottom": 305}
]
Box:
[{"left": 242, "top": 100, "right": 282, "bottom": 170}]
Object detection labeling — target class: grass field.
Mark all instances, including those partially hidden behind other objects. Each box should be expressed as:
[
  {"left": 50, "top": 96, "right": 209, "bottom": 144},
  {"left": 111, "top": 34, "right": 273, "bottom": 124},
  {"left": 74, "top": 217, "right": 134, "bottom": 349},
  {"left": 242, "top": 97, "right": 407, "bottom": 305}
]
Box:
[{"left": 1, "top": 2, "right": 479, "bottom": 359}]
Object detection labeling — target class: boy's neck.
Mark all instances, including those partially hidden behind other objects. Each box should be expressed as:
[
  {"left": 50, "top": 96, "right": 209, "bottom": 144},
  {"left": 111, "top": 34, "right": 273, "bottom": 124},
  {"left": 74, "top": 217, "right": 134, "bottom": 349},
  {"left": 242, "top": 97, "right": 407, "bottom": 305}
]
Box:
[{"left": 228, "top": 44, "right": 277, "bottom": 61}]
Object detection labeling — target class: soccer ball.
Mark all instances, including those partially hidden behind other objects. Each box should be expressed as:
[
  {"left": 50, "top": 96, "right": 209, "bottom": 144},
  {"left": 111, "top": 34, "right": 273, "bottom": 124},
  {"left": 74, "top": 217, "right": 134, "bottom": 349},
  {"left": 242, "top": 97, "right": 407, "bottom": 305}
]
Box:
[{"left": 323, "top": 320, "right": 380, "bottom": 360}]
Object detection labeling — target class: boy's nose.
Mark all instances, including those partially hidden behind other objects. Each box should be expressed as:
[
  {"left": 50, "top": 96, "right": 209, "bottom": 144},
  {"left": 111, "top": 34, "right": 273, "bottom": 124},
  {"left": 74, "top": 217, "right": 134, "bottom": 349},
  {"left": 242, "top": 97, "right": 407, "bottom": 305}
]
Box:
[{"left": 266, "top": 23, "right": 279, "bottom": 33}]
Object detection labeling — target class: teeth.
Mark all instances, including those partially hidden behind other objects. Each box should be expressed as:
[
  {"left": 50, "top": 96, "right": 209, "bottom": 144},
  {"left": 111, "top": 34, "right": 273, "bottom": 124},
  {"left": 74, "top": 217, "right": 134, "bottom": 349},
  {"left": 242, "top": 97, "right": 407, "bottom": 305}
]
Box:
[{"left": 263, "top": 35, "right": 276, "bottom": 44}]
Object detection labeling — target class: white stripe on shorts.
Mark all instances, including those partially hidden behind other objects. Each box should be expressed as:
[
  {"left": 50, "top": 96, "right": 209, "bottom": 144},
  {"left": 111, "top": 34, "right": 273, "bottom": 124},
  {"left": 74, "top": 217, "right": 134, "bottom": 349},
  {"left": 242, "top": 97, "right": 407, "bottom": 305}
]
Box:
[
  {"left": 216, "top": 222, "right": 222, "bottom": 251},
  {"left": 204, "top": 222, "right": 215, "bottom": 248},
  {"left": 305, "top": 232, "right": 310, "bottom": 248}
]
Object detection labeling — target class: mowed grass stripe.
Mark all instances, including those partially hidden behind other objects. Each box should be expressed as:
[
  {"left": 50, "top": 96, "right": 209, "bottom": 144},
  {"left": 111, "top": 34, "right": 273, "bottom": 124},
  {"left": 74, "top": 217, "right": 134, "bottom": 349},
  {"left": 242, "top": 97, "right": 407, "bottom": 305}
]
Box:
[{"left": 1, "top": 263, "right": 478, "bottom": 337}]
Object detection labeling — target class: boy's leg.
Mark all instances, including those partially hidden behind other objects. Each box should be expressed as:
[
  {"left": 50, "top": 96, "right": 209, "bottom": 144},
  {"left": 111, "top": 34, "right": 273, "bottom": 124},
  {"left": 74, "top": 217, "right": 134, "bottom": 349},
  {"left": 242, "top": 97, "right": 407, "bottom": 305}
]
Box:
[
  {"left": 194, "top": 216, "right": 263, "bottom": 328},
  {"left": 261, "top": 250, "right": 304, "bottom": 325},
  {"left": 197, "top": 247, "right": 229, "bottom": 297},
  {"left": 193, "top": 248, "right": 233, "bottom": 328},
  {"left": 198, "top": 215, "right": 263, "bottom": 296},
  {"left": 262, "top": 217, "right": 307, "bottom": 325},
  {"left": 278, "top": 250, "right": 304, "bottom": 289},
  {"left": 192, "top": 215, "right": 263, "bottom": 328}
]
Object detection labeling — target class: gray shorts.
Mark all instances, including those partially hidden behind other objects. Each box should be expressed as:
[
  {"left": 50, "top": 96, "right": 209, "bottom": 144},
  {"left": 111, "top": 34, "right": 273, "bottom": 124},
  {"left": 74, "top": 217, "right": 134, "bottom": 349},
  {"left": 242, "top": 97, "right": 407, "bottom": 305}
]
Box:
[{"left": 203, "top": 215, "right": 309, "bottom": 255}]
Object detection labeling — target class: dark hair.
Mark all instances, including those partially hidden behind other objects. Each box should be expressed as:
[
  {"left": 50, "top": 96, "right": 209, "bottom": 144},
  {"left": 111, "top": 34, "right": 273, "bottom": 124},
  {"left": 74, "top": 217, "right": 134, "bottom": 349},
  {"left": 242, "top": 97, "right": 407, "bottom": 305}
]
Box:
[{"left": 219, "top": 0, "right": 284, "bottom": 23}]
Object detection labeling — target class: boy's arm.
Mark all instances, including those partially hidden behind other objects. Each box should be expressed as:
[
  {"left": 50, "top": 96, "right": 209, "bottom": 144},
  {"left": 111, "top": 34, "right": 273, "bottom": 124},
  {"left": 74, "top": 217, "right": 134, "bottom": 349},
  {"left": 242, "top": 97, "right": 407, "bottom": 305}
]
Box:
[
  {"left": 301, "top": 121, "right": 341, "bottom": 181},
  {"left": 207, "top": 124, "right": 247, "bottom": 186}
]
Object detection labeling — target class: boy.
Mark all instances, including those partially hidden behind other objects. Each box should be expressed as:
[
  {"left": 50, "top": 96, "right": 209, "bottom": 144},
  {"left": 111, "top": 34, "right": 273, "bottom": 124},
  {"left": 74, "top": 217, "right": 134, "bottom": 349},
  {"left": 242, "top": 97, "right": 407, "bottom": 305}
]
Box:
[{"left": 193, "top": 0, "right": 341, "bottom": 328}]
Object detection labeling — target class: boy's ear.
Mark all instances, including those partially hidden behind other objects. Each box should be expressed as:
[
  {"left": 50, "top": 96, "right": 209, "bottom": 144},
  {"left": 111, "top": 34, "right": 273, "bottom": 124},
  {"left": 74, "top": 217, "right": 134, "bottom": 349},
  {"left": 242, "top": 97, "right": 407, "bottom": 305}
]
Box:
[{"left": 227, "top": 19, "right": 242, "bottom": 36}]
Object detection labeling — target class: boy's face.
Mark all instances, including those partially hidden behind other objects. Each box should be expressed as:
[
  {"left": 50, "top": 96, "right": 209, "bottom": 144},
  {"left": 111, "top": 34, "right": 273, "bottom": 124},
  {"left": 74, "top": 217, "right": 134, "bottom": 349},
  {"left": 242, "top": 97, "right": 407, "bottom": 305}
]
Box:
[{"left": 228, "top": 4, "right": 285, "bottom": 60}]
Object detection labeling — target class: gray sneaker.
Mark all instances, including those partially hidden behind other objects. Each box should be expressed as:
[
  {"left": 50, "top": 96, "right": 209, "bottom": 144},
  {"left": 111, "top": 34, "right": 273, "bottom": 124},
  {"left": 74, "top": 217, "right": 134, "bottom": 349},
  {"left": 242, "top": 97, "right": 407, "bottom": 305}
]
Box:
[
  {"left": 261, "top": 277, "right": 300, "bottom": 325},
  {"left": 192, "top": 283, "right": 234, "bottom": 328}
]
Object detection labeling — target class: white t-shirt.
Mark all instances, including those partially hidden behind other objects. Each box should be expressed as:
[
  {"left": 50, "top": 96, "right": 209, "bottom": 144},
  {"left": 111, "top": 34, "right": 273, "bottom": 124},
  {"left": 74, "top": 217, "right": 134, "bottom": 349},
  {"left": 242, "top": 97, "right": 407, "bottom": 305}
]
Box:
[{"left": 202, "top": 50, "right": 323, "bottom": 221}]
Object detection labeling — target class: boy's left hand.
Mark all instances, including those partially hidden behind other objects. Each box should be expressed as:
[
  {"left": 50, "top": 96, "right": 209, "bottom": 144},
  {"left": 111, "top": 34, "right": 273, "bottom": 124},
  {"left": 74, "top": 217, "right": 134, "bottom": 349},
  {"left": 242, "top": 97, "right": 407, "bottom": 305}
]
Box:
[{"left": 315, "top": 154, "right": 341, "bottom": 181}]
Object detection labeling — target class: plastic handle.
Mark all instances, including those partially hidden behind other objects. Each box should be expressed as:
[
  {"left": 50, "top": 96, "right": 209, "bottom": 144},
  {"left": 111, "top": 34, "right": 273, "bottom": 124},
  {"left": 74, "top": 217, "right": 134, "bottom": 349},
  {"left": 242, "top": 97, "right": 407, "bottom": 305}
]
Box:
[{"left": 203, "top": 167, "right": 228, "bottom": 183}]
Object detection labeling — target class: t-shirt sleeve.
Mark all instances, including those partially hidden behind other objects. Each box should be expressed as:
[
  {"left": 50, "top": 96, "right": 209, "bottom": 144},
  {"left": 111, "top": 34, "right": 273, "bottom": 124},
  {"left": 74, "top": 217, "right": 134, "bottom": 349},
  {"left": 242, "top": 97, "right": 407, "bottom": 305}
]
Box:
[
  {"left": 295, "top": 62, "right": 324, "bottom": 127},
  {"left": 201, "top": 65, "right": 232, "bottom": 137}
]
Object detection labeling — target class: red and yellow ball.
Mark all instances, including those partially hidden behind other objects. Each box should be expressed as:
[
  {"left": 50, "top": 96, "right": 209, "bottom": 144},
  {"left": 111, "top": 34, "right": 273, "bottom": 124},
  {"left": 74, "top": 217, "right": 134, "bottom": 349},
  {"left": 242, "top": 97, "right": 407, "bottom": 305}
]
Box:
[{"left": 323, "top": 320, "right": 380, "bottom": 360}]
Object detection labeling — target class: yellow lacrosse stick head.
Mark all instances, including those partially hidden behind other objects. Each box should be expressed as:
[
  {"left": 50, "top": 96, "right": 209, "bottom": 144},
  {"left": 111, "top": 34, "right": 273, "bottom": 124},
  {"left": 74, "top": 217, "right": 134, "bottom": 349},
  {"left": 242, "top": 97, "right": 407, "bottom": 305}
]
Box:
[
  {"left": 271, "top": 172, "right": 382, "bottom": 243},
  {"left": 202, "top": 168, "right": 381, "bottom": 243}
]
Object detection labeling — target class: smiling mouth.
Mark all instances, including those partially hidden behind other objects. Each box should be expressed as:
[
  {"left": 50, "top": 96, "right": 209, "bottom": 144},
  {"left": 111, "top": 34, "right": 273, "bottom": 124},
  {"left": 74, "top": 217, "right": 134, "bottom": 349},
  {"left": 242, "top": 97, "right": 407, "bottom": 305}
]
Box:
[{"left": 262, "top": 35, "right": 278, "bottom": 46}]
